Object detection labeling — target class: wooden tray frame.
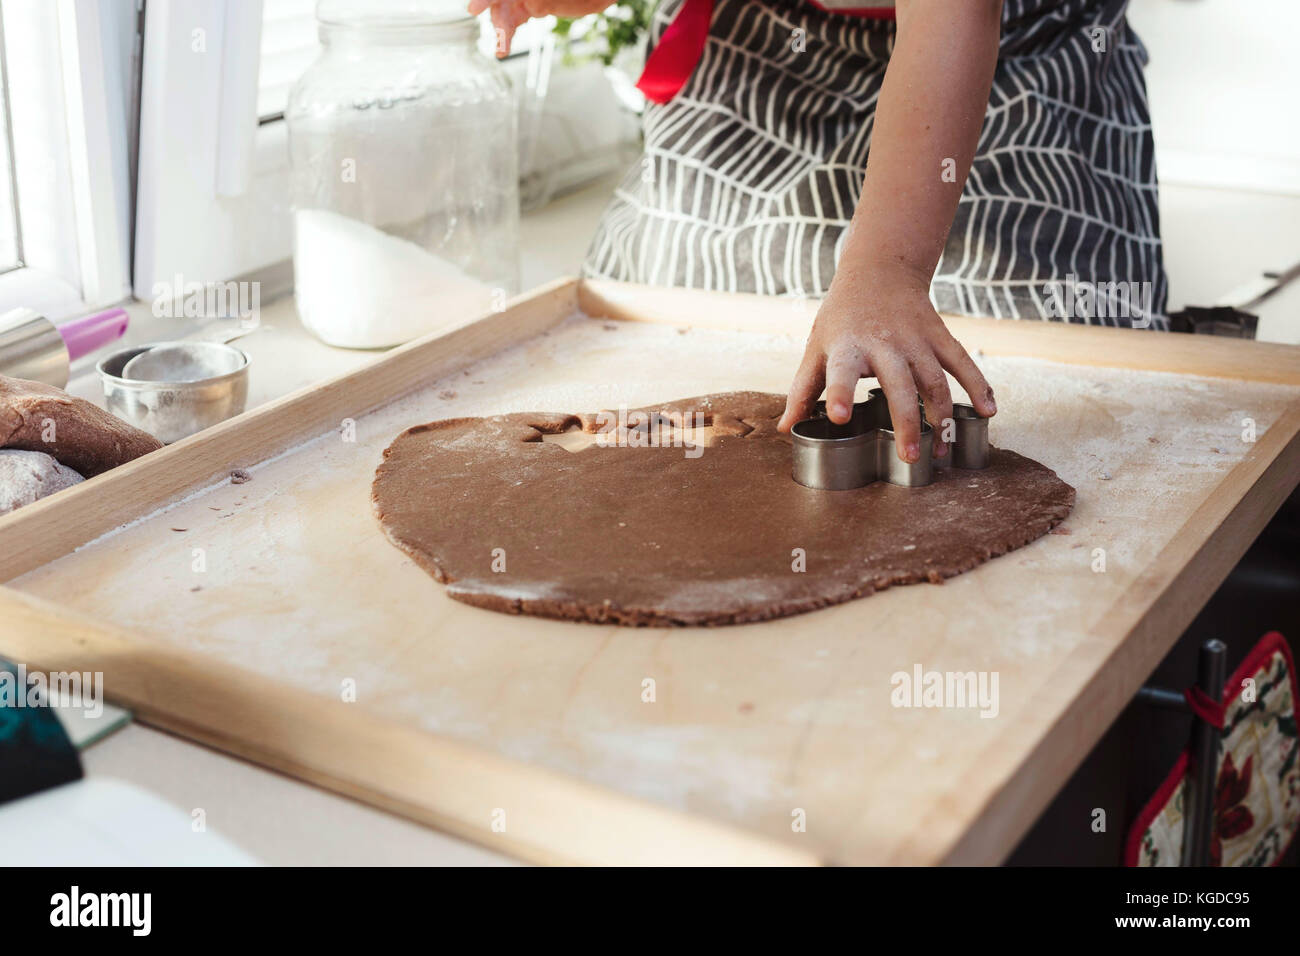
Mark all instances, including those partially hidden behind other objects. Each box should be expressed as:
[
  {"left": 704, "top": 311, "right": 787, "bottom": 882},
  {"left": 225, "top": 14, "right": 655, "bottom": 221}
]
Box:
[{"left": 1, "top": 277, "right": 1298, "bottom": 866}]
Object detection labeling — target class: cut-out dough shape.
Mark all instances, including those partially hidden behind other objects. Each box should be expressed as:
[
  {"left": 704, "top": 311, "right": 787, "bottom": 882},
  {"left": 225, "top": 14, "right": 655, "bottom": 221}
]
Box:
[{"left": 372, "top": 391, "right": 1076, "bottom": 627}]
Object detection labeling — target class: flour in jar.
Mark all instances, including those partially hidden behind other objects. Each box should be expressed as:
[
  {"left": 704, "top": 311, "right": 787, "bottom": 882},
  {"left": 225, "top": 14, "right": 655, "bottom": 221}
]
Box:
[{"left": 293, "top": 209, "right": 493, "bottom": 349}]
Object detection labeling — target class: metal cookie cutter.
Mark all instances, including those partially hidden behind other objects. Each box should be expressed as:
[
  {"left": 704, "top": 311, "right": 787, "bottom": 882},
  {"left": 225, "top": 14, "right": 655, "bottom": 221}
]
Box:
[{"left": 791, "top": 388, "right": 989, "bottom": 489}]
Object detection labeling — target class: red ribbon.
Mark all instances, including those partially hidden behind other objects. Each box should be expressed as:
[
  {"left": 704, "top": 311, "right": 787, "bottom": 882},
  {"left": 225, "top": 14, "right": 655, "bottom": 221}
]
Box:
[{"left": 636, "top": 1, "right": 898, "bottom": 105}]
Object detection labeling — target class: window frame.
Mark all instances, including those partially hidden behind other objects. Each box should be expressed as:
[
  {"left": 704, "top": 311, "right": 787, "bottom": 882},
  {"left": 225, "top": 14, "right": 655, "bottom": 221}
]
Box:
[
  {"left": 0, "top": 0, "right": 133, "bottom": 319},
  {"left": 133, "top": 0, "right": 288, "bottom": 298}
]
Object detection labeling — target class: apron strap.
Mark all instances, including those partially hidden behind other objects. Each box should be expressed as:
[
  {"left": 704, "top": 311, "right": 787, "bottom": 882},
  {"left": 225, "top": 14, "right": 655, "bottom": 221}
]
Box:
[{"left": 636, "top": 0, "right": 716, "bottom": 105}]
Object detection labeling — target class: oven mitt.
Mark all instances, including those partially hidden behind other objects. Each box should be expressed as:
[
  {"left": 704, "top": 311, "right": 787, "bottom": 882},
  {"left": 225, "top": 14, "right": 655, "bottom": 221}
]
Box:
[
  {"left": 0, "top": 658, "right": 83, "bottom": 804},
  {"left": 1126, "top": 631, "right": 1300, "bottom": 866}
]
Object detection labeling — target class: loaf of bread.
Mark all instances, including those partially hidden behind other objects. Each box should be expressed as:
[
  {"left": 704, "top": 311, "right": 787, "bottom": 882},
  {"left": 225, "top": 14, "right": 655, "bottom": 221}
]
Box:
[{"left": 0, "top": 374, "right": 162, "bottom": 476}]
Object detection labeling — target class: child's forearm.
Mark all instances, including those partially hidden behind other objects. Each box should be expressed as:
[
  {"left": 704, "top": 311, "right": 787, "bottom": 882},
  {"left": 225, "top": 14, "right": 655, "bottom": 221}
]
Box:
[
  {"left": 836, "top": 0, "right": 1003, "bottom": 292},
  {"left": 779, "top": 0, "right": 1001, "bottom": 458}
]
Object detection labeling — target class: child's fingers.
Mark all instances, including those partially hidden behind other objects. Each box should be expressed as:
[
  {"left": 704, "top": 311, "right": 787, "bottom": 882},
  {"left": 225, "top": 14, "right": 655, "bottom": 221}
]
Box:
[
  {"left": 778, "top": 354, "right": 827, "bottom": 433},
  {"left": 912, "top": 355, "right": 953, "bottom": 458},
  {"left": 488, "top": 6, "right": 523, "bottom": 56},
  {"left": 872, "top": 352, "right": 922, "bottom": 463},
  {"left": 932, "top": 330, "right": 996, "bottom": 417},
  {"left": 822, "top": 350, "right": 864, "bottom": 425},
  {"left": 467, "top": 0, "right": 492, "bottom": 15}
]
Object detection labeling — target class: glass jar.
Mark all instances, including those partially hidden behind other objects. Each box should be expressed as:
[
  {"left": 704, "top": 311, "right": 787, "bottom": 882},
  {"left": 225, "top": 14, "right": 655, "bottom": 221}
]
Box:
[{"left": 287, "top": 0, "right": 519, "bottom": 349}]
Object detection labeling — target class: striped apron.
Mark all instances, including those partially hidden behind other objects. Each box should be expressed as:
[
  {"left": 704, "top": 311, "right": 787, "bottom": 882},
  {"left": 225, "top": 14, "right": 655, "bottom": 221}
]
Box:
[{"left": 582, "top": 0, "right": 1168, "bottom": 328}]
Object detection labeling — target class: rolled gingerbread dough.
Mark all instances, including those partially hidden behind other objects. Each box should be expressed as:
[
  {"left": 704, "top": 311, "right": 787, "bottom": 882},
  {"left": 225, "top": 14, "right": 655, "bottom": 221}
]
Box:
[{"left": 372, "top": 391, "right": 1075, "bottom": 627}]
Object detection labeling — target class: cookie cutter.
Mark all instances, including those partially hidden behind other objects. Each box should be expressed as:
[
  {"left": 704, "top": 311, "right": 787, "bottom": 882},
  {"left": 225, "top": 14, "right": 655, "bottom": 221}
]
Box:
[{"left": 791, "top": 388, "right": 988, "bottom": 489}]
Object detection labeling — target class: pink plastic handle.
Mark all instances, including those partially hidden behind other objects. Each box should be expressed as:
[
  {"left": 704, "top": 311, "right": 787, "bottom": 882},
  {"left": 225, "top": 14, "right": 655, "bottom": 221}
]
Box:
[{"left": 58, "top": 307, "right": 129, "bottom": 361}]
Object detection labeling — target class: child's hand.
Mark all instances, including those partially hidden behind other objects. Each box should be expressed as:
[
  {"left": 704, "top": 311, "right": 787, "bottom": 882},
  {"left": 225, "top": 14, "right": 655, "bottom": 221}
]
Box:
[
  {"left": 777, "top": 276, "right": 996, "bottom": 463},
  {"left": 468, "top": 1, "right": 613, "bottom": 57}
]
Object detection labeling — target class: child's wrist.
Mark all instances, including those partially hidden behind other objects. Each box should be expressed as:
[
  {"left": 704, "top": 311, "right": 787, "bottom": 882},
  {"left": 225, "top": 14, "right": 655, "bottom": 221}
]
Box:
[{"left": 829, "top": 256, "right": 933, "bottom": 306}]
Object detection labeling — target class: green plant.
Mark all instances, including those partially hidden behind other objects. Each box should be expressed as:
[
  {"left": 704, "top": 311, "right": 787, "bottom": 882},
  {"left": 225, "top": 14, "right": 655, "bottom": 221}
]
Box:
[{"left": 552, "top": 2, "right": 656, "bottom": 67}]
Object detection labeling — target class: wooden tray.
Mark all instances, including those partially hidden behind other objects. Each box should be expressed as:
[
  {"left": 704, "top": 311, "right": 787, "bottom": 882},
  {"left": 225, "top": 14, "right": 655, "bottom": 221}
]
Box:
[{"left": 2, "top": 278, "right": 1298, "bottom": 865}]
